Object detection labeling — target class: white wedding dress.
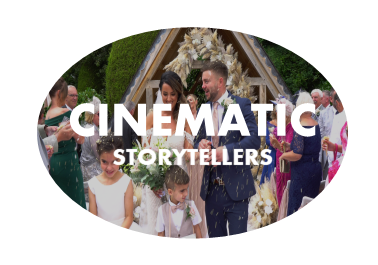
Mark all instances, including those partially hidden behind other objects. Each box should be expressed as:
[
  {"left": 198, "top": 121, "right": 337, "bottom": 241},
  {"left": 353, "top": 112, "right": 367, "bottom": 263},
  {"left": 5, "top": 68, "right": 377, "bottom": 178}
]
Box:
[{"left": 139, "top": 128, "right": 194, "bottom": 235}]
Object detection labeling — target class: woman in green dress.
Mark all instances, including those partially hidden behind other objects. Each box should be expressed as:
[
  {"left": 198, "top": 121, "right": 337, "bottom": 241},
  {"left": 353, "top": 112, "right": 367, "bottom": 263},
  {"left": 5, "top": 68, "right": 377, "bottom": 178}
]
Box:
[{"left": 45, "top": 77, "right": 86, "bottom": 209}]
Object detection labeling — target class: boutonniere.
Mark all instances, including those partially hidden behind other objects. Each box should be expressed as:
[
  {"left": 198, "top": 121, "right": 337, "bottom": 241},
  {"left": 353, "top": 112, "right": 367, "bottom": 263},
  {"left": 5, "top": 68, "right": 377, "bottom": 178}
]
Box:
[
  {"left": 185, "top": 203, "right": 196, "bottom": 220},
  {"left": 221, "top": 97, "right": 237, "bottom": 116},
  {"left": 316, "top": 109, "right": 321, "bottom": 117}
]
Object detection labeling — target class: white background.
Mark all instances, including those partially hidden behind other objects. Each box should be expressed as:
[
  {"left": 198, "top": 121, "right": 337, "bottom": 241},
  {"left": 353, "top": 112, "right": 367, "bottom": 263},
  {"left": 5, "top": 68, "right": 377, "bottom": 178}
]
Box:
[{"left": 1, "top": 0, "right": 377, "bottom": 264}]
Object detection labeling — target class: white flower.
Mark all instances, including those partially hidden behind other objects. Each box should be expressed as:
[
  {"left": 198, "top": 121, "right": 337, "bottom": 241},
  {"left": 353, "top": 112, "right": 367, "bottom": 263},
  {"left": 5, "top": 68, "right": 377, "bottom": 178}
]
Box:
[
  {"left": 223, "top": 97, "right": 234, "bottom": 106},
  {"left": 248, "top": 204, "right": 254, "bottom": 214},
  {"left": 227, "top": 61, "right": 232, "bottom": 66},
  {"left": 226, "top": 75, "right": 233, "bottom": 85},
  {"left": 135, "top": 206, "right": 141, "bottom": 214},
  {"left": 216, "top": 54, "right": 222, "bottom": 60},
  {"left": 266, "top": 199, "right": 272, "bottom": 206},
  {"left": 236, "top": 89, "right": 242, "bottom": 95},
  {"left": 257, "top": 215, "right": 261, "bottom": 223},
  {"left": 188, "top": 48, "right": 198, "bottom": 60},
  {"left": 264, "top": 206, "right": 273, "bottom": 214},
  {"left": 258, "top": 201, "right": 263, "bottom": 206},
  {"left": 206, "top": 41, "right": 212, "bottom": 49},
  {"left": 134, "top": 212, "right": 140, "bottom": 218},
  {"left": 133, "top": 196, "right": 137, "bottom": 203},
  {"left": 130, "top": 168, "right": 140, "bottom": 173},
  {"left": 192, "top": 39, "right": 201, "bottom": 45},
  {"left": 147, "top": 163, "right": 158, "bottom": 175}
]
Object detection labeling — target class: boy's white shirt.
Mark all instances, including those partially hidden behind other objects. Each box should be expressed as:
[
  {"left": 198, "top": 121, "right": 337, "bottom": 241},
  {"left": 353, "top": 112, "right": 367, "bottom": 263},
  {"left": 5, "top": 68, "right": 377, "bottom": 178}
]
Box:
[{"left": 155, "top": 197, "right": 202, "bottom": 233}]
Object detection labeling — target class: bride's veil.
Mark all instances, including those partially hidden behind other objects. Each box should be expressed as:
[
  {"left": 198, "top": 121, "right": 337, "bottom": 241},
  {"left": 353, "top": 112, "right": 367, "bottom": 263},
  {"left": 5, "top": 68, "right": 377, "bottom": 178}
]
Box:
[{"left": 155, "top": 89, "right": 163, "bottom": 104}]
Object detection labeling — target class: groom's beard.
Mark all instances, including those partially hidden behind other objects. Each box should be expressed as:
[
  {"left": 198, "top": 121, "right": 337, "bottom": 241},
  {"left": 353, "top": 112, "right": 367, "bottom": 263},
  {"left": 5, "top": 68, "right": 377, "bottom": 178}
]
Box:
[{"left": 206, "top": 86, "right": 219, "bottom": 102}]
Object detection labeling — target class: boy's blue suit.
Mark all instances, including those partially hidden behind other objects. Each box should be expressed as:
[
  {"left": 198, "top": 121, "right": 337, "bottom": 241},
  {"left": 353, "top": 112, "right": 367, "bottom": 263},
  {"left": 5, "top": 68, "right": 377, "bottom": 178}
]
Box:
[{"left": 194, "top": 91, "right": 260, "bottom": 237}]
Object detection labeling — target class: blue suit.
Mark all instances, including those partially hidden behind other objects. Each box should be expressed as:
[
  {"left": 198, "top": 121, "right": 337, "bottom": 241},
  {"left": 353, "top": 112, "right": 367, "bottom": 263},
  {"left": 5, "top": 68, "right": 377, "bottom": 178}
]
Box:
[{"left": 194, "top": 92, "right": 260, "bottom": 237}]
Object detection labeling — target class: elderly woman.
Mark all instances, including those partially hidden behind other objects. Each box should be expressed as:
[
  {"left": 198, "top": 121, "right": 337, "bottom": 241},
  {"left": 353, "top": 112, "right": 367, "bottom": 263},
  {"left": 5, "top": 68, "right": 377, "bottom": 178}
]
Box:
[
  {"left": 280, "top": 91, "right": 322, "bottom": 216},
  {"left": 80, "top": 96, "right": 102, "bottom": 201},
  {"left": 269, "top": 96, "right": 295, "bottom": 207}
]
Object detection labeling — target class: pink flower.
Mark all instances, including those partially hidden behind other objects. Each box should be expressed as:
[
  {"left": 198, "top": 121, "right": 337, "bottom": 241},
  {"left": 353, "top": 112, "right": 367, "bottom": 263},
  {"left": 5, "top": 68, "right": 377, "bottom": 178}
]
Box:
[{"left": 189, "top": 206, "right": 195, "bottom": 216}]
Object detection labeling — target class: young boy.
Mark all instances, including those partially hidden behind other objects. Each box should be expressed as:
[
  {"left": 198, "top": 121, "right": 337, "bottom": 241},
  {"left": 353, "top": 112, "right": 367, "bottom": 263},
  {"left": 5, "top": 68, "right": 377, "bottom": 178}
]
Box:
[{"left": 156, "top": 165, "right": 202, "bottom": 238}]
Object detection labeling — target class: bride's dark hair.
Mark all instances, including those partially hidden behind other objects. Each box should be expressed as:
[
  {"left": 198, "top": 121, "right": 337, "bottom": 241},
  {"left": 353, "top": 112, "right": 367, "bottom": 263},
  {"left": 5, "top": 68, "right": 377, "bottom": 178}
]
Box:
[{"left": 159, "top": 71, "right": 187, "bottom": 121}]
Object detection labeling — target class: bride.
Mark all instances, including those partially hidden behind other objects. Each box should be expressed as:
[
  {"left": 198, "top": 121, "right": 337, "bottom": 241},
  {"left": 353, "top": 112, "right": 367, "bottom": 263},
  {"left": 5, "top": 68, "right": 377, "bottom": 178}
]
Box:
[{"left": 140, "top": 71, "right": 195, "bottom": 235}]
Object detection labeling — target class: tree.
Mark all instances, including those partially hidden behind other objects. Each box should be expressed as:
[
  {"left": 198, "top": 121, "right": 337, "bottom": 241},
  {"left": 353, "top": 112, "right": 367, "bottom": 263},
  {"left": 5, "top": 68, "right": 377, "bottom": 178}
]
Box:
[
  {"left": 105, "top": 30, "right": 160, "bottom": 115},
  {"left": 258, "top": 38, "right": 331, "bottom": 94}
]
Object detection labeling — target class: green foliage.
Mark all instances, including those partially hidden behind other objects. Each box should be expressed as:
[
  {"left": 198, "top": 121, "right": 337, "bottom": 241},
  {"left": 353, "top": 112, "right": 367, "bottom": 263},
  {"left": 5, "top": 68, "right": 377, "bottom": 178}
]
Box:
[
  {"left": 185, "top": 67, "right": 207, "bottom": 108},
  {"left": 128, "top": 139, "right": 176, "bottom": 191},
  {"left": 77, "top": 57, "right": 103, "bottom": 93},
  {"left": 62, "top": 44, "right": 111, "bottom": 89},
  {"left": 77, "top": 88, "right": 107, "bottom": 124},
  {"left": 62, "top": 60, "right": 81, "bottom": 87},
  {"left": 77, "top": 87, "right": 106, "bottom": 106},
  {"left": 105, "top": 30, "right": 160, "bottom": 115},
  {"left": 258, "top": 39, "right": 330, "bottom": 94}
]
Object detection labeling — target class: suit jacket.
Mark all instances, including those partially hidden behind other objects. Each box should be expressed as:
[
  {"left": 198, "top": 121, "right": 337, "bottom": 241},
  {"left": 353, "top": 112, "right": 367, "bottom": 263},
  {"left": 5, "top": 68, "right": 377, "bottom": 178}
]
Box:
[
  {"left": 194, "top": 92, "right": 260, "bottom": 202},
  {"left": 312, "top": 104, "right": 325, "bottom": 122},
  {"left": 111, "top": 118, "right": 138, "bottom": 165}
]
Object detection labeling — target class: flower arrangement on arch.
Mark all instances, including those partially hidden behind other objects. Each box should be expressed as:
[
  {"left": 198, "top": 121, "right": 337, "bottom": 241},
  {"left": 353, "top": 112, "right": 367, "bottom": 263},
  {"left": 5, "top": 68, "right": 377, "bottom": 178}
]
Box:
[{"left": 248, "top": 182, "right": 278, "bottom": 229}]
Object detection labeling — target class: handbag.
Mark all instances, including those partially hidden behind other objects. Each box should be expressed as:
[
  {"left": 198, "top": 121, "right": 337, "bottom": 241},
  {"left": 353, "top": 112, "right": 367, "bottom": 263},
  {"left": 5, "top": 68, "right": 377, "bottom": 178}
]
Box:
[{"left": 280, "top": 143, "right": 290, "bottom": 173}]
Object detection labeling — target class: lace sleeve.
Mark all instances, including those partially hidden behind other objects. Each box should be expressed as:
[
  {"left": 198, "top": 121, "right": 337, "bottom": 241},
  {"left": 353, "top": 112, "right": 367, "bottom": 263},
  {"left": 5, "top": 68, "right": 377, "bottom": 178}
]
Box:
[
  {"left": 291, "top": 132, "right": 304, "bottom": 155},
  {"left": 142, "top": 128, "right": 153, "bottom": 147},
  {"left": 184, "top": 131, "right": 194, "bottom": 146}
]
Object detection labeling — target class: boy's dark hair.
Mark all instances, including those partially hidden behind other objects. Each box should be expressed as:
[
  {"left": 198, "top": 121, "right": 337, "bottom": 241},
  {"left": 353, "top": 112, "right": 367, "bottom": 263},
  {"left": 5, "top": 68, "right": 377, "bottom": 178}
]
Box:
[
  {"left": 96, "top": 132, "right": 124, "bottom": 157},
  {"left": 201, "top": 60, "right": 229, "bottom": 83},
  {"left": 165, "top": 165, "right": 190, "bottom": 190}
]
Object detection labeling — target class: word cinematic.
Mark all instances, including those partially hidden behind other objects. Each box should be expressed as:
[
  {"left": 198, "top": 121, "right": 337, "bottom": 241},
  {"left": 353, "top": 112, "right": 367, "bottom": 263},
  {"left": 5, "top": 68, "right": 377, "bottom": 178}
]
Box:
[{"left": 71, "top": 103, "right": 316, "bottom": 138}]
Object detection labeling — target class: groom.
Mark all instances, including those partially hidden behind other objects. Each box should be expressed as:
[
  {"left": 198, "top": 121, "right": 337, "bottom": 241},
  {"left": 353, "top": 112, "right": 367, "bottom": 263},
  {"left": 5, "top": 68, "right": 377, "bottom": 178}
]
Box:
[{"left": 194, "top": 61, "right": 260, "bottom": 237}]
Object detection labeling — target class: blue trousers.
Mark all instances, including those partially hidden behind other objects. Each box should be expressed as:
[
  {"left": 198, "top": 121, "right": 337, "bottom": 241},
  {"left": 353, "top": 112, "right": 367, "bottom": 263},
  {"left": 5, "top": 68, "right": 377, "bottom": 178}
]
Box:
[{"left": 205, "top": 182, "right": 249, "bottom": 237}]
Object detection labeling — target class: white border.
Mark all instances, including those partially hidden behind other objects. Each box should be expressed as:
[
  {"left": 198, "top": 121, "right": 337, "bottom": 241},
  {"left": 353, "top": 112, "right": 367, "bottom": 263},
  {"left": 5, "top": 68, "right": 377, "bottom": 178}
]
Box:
[{"left": 1, "top": 1, "right": 377, "bottom": 264}]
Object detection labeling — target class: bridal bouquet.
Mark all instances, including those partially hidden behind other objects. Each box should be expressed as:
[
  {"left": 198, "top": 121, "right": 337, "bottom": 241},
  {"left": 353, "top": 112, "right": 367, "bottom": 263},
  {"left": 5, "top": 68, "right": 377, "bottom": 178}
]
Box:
[
  {"left": 248, "top": 182, "right": 278, "bottom": 229},
  {"left": 129, "top": 138, "right": 177, "bottom": 192}
]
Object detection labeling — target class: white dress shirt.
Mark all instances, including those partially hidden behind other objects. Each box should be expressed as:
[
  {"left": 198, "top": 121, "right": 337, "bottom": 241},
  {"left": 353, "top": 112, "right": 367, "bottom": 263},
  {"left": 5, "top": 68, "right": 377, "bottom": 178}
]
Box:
[
  {"left": 155, "top": 198, "right": 201, "bottom": 233},
  {"left": 211, "top": 91, "right": 229, "bottom": 161},
  {"left": 65, "top": 104, "right": 73, "bottom": 111},
  {"left": 319, "top": 104, "right": 337, "bottom": 139},
  {"left": 327, "top": 110, "right": 346, "bottom": 164}
]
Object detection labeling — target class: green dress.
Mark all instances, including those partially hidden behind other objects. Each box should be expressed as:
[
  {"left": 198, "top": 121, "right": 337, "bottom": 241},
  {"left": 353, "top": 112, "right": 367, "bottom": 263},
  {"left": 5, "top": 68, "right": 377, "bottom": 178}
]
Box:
[{"left": 45, "top": 111, "right": 86, "bottom": 209}]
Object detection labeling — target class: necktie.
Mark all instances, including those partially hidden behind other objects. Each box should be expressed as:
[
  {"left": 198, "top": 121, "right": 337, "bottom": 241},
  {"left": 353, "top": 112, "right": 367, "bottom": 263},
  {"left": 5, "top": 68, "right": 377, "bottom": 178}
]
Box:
[
  {"left": 212, "top": 101, "right": 219, "bottom": 148},
  {"left": 171, "top": 203, "right": 185, "bottom": 213}
]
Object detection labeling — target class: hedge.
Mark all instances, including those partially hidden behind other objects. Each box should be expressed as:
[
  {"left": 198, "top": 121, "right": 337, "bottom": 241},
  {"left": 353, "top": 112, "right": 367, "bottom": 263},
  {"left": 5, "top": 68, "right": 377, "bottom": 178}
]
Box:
[
  {"left": 105, "top": 30, "right": 160, "bottom": 115},
  {"left": 77, "top": 58, "right": 103, "bottom": 93}
]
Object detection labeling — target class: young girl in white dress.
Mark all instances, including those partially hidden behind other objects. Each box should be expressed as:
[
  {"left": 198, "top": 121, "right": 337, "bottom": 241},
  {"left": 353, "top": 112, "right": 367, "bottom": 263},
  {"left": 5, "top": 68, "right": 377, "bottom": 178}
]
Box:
[{"left": 88, "top": 134, "right": 141, "bottom": 231}]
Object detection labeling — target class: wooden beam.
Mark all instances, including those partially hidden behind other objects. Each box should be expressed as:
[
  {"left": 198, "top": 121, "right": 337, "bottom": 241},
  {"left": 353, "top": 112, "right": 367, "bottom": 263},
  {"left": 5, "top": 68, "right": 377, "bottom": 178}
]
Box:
[
  {"left": 146, "top": 86, "right": 153, "bottom": 112},
  {"left": 245, "top": 77, "right": 265, "bottom": 86},
  {"left": 130, "top": 28, "right": 181, "bottom": 104},
  {"left": 259, "top": 84, "right": 267, "bottom": 104},
  {"left": 147, "top": 80, "right": 160, "bottom": 88}
]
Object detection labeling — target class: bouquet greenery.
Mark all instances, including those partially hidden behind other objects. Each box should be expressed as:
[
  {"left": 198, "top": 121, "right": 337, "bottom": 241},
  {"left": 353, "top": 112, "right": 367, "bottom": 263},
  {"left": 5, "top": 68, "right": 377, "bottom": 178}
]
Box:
[{"left": 129, "top": 138, "right": 177, "bottom": 192}]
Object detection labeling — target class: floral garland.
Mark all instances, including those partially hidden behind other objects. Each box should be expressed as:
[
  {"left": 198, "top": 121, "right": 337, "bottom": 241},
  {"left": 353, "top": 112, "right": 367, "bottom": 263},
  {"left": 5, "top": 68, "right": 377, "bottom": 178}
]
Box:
[
  {"left": 248, "top": 182, "right": 278, "bottom": 229},
  {"left": 164, "top": 28, "right": 257, "bottom": 103}
]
